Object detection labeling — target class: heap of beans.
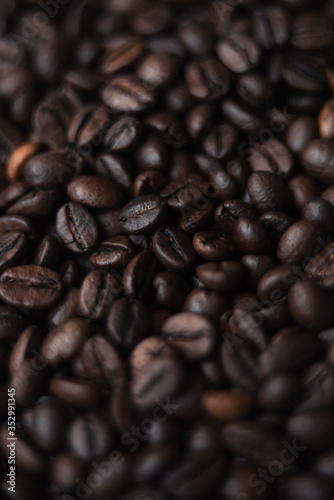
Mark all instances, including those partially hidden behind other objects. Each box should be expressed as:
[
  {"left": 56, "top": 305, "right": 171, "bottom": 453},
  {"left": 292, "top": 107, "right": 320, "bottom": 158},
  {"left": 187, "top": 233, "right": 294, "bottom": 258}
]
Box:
[{"left": 1, "top": 0, "right": 334, "bottom": 499}]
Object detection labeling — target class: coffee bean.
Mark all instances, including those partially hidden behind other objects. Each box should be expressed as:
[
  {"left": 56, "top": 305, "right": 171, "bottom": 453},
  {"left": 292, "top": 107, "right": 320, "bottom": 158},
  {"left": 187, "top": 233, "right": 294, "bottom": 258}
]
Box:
[
  {"left": 153, "top": 271, "right": 189, "bottom": 310},
  {"left": 202, "top": 390, "right": 255, "bottom": 421},
  {"left": 248, "top": 171, "right": 292, "bottom": 213},
  {"left": 0, "top": 265, "right": 62, "bottom": 309},
  {"left": 287, "top": 409, "right": 334, "bottom": 451},
  {"left": 221, "top": 462, "right": 271, "bottom": 500},
  {"left": 50, "top": 378, "right": 102, "bottom": 410},
  {"left": 285, "top": 116, "right": 318, "bottom": 155},
  {"left": 52, "top": 452, "right": 86, "bottom": 493},
  {"left": 302, "top": 198, "right": 334, "bottom": 236},
  {"left": 305, "top": 242, "right": 334, "bottom": 290},
  {"left": 131, "top": 336, "right": 183, "bottom": 409},
  {"left": 95, "top": 153, "right": 135, "bottom": 192},
  {"left": 193, "top": 230, "right": 237, "bottom": 261},
  {"left": 67, "top": 106, "right": 110, "bottom": 149},
  {"left": 6, "top": 189, "right": 62, "bottom": 218},
  {"left": 0, "top": 305, "right": 27, "bottom": 342},
  {"left": 137, "top": 52, "right": 179, "bottom": 90},
  {"left": 222, "top": 98, "right": 266, "bottom": 134},
  {"left": 186, "top": 104, "right": 216, "bottom": 142},
  {"left": 249, "top": 139, "right": 294, "bottom": 179},
  {"left": 234, "top": 218, "right": 272, "bottom": 255},
  {"left": 104, "top": 115, "right": 141, "bottom": 152},
  {"left": 135, "top": 134, "right": 169, "bottom": 171},
  {"left": 183, "top": 288, "right": 229, "bottom": 323},
  {"left": 81, "top": 334, "right": 126, "bottom": 388},
  {"left": 196, "top": 261, "right": 243, "bottom": 292},
  {"left": 48, "top": 288, "right": 80, "bottom": 326},
  {"left": 67, "top": 175, "right": 123, "bottom": 210},
  {"left": 259, "top": 326, "right": 320, "bottom": 377},
  {"left": 120, "top": 195, "right": 167, "bottom": 235},
  {"left": 296, "top": 362, "right": 334, "bottom": 412},
  {"left": 123, "top": 250, "right": 160, "bottom": 302},
  {"left": 277, "top": 220, "right": 322, "bottom": 264},
  {"left": 0, "top": 215, "right": 34, "bottom": 236},
  {"left": 133, "top": 170, "right": 168, "bottom": 197},
  {"left": 221, "top": 337, "right": 260, "bottom": 391},
  {"left": 217, "top": 33, "right": 260, "bottom": 73},
  {"left": 56, "top": 202, "right": 100, "bottom": 254},
  {"left": 252, "top": 5, "right": 290, "bottom": 49},
  {"left": 258, "top": 372, "right": 300, "bottom": 413},
  {"left": 241, "top": 255, "right": 277, "bottom": 288},
  {"left": 288, "top": 279, "right": 334, "bottom": 330},
  {"left": 185, "top": 59, "right": 230, "bottom": 101},
  {"left": 101, "top": 37, "right": 144, "bottom": 75},
  {"left": 237, "top": 72, "right": 271, "bottom": 109},
  {"left": 152, "top": 225, "right": 196, "bottom": 274},
  {"left": 134, "top": 444, "right": 176, "bottom": 484},
  {"left": 6, "top": 142, "right": 40, "bottom": 182},
  {"left": 301, "top": 139, "right": 334, "bottom": 184},
  {"left": 79, "top": 270, "right": 121, "bottom": 320},
  {"left": 41, "top": 318, "right": 89, "bottom": 367},
  {"left": 292, "top": 12, "right": 334, "bottom": 51},
  {"left": 282, "top": 54, "right": 327, "bottom": 92},
  {"left": 162, "top": 312, "right": 217, "bottom": 361},
  {"left": 145, "top": 112, "right": 187, "bottom": 149},
  {"left": 202, "top": 123, "right": 238, "bottom": 160},
  {"left": 288, "top": 174, "right": 322, "bottom": 212},
  {"left": 215, "top": 200, "right": 258, "bottom": 234},
  {"left": 21, "top": 397, "right": 69, "bottom": 453},
  {"left": 319, "top": 98, "right": 334, "bottom": 140},
  {"left": 90, "top": 236, "right": 136, "bottom": 271},
  {"left": 68, "top": 411, "right": 112, "bottom": 461},
  {"left": 107, "top": 297, "right": 150, "bottom": 350},
  {"left": 102, "top": 76, "right": 155, "bottom": 113},
  {"left": 282, "top": 473, "right": 333, "bottom": 500},
  {"left": 0, "top": 231, "right": 28, "bottom": 272},
  {"left": 24, "top": 152, "right": 74, "bottom": 189}
]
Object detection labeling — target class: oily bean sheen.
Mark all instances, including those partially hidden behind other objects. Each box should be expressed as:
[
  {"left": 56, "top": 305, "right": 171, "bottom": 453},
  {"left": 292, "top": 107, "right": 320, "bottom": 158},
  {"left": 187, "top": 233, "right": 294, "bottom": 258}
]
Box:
[
  {"left": 153, "top": 226, "right": 196, "bottom": 272},
  {"left": 3, "top": 2, "right": 334, "bottom": 497},
  {"left": 120, "top": 195, "right": 167, "bottom": 235},
  {"left": 67, "top": 175, "right": 123, "bottom": 209},
  {"left": 56, "top": 202, "right": 99, "bottom": 254},
  {"left": 0, "top": 265, "right": 62, "bottom": 309}
]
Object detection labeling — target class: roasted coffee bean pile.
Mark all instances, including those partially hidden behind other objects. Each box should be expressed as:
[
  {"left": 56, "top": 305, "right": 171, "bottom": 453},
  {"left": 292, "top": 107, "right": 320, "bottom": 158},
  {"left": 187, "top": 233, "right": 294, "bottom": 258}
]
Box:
[{"left": 1, "top": 0, "right": 334, "bottom": 499}]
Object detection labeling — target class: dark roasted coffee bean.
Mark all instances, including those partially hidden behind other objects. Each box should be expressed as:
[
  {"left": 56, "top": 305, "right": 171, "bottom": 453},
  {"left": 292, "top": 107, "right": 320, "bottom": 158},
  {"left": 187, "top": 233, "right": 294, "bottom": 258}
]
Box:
[
  {"left": 50, "top": 378, "right": 102, "bottom": 410},
  {"left": 285, "top": 116, "right": 318, "bottom": 155},
  {"left": 0, "top": 182, "right": 31, "bottom": 211},
  {"left": 160, "top": 173, "right": 206, "bottom": 212},
  {"left": 101, "top": 37, "right": 144, "bottom": 75},
  {"left": 257, "top": 263, "right": 298, "bottom": 302},
  {"left": 67, "top": 175, "right": 123, "bottom": 209},
  {"left": 104, "top": 115, "right": 141, "bottom": 152},
  {"left": 288, "top": 174, "right": 322, "bottom": 212},
  {"left": 123, "top": 250, "right": 160, "bottom": 302},
  {"left": 222, "top": 98, "right": 266, "bottom": 134},
  {"left": 282, "top": 473, "right": 333, "bottom": 500},
  {"left": 234, "top": 218, "right": 272, "bottom": 255},
  {"left": 68, "top": 411, "right": 112, "bottom": 461},
  {"left": 241, "top": 255, "right": 277, "bottom": 288},
  {"left": 259, "top": 326, "right": 320, "bottom": 377},
  {"left": 292, "top": 12, "right": 334, "bottom": 51},
  {"left": 249, "top": 139, "right": 294, "bottom": 179},
  {"left": 120, "top": 195, "right": 167, "bottom": 235},
  {"left": 289, "top": 279, "right": 334, "bottom": 330},
  {"left": 221, "top": 337, "right": 261, "bottom": 391},
  {"left": 164, "top": 83, "right": 193, "bottom": 114},
  {"left": 79, "top": 270, "right": 121, "bottom": 320},
  {"left": 202, "top": 123, "right": 238, "bottom": 160},
  {"left": 221, "top": 462, "right": 271, "bottom": 500},
  {"left": 203, "top": 389, "right": 255, "bottom": 421},
  {"left": 32, "top": 235, "right": 60, "bottom": 269},
  {"left": 196, "top": 261, "right": 243, "bottom": 292},
  {"left": 145, "top": 112, "right": 187, "bottom": 149},
  {"left": 60, "top": 259, "right": 82, "bottom": 288},
  {"left": 178, "top": 19, "right": 213, "bottom": 56},
  {"left": 221, "top": 420, "right": 291, "bottom": 471},
  {"left": 52, "top": 452, "right": 86, "bottom": 494},
  {"left": 296, "top": 362, "right": 334, "bottom": 412},
  {"left": 56, "top": 202, "right": 99, "bottom": 254},
  {"left": 319, "top": 98, "right": 334, "bottom": 140},
  {"left": 153, "top": 271, "right": 189, "bottom": 310},
  {"left": 258, "top": 211, "right": 295, "bottom": 243},
  {"left": 95, "top": 153, "right": 134, "bottom": 193},
  {"left": 247, "top": 171, "right": 291, "bottom": 213},
  {"left": 0, "top": 305, "right": 27, "bottom": 342},
  {"left": 185, "top": 59, "right": 230, "bottom": 102},
  {"left": 135, "top": 134, "right": 169, "bottom": 171},
  {"left": 67, "top": 106, "right": 110, "bottom": 149},
  {"left": 162, "top": 312, "right": 217, "bottom": 361},
  {"left": 90, "top": 236, "right": 136, "bottom": 270},
  {"left": 287, "top": 409, "right": 334, "bottom": 451},
  {"left": 215, "top": 200, "right": 258, "bottom": 234},
  {"left": 131, "top": 336, "right": 183, "bottom": 409},
  {"left": 24, "top": 152, "right": 74, "bottom": 189},
  {"left": 236, "top": 72, "right": 271, "bottom": 109},
  {"left": 163, "top": 450, "right": 224, "bottom": 499},
  {"left": 41, "top": 318, "right": 89, "bottom": 367},
  {"left": 21, "top": 397, "right": 69, "bottom": 453},
  {"left": 277, "top": 220, "right": 322, "bottom": 264},
  {"left": 9, "top": 325, "right": 42, "bottom": 377},
  {"left": 153, "top": 226, "right": 196, "bottom": 273},
  {"left": 186, "top": 104, "right": 216, "bottom": 142},
  {"left": 102, "top": 76, "right": 155, "bottom": 113},
  {"left": 177, "top": 200, "right": 216, "bottom": 234},
  {"left": 302, "top": 198, "right": 334, "bottom": 235},
  {"left": 0, "top": 265, "right": 62, "bottom": 309},
  {"left": 81, "top": 334, "right": 126, "bottom": 388},
  {"left": 258, "top": 372, "right": 300, "bottom": 413},
  {"left": 217, "top": 33, "right": 260, "bottom": 73},
  {"left": 301, "top": 139, "right": 334, "bottom": 185},
  {"left": 107, "top": 297, "right": 150, "bottom": 350},
  {"left": 10, "top": 357, "right": 46, "bottom": 407},
  {"left": 133, "top": 170, "right": 168, "bottom": 197},
  {"left": 48, "top": 287, "right": 80, "bottom": 326},
  {"left": 0, "top": 231, "right": 28, "bottom": 272},
  {"left": 193, "top": 230, "right": 237, "bottom": 261},
  {"left": 108, "top": 383, "right": 137, "bottom": 435},
  {"left": 305, "top": 242, "right": 334, "bottom": 290},
  {"left": 282, "top": 54, "right": 327, "bottom": 93},
  {"left": 134, "top": 444, "right": 176, "bottom": 483},
  {"left": 252, "top": 5, "right": 290, "bottom": 49},
  {"left": 6, "top": 189, "right": 62, "bottom": 218},
  {"left": 183, "top": 288, "right": 229, "bottom": 323},
  {"left": 137, "top": 52, "right": 179, "bottom": 90},
  {"left": 0, "top": 215, "right": 34, "bottom": 236}
]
